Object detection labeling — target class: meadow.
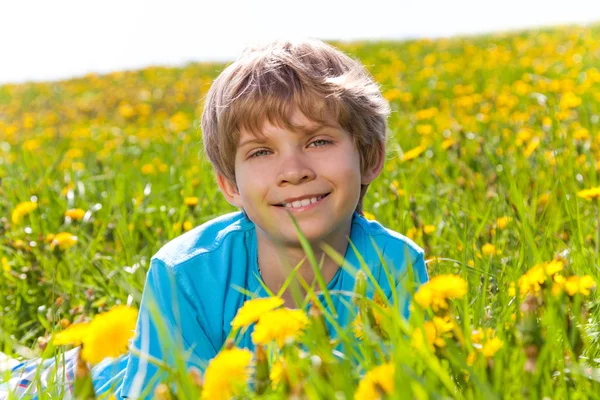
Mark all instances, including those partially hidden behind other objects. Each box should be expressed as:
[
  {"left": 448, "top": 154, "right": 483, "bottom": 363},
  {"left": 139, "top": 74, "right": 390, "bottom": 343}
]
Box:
[{"left": 1, "top": 23, "right": 600, "bottom": 398}]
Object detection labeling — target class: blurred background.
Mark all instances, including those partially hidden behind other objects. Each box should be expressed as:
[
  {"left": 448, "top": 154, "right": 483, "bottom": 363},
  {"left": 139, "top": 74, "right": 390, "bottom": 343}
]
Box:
[{"left": 2, "top": 0, "right": 600, "bottom": 84}]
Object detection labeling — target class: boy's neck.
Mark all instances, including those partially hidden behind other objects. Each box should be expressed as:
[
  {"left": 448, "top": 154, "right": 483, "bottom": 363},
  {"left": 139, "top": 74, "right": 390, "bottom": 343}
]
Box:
[{"left": 255, "top": 219, "right": 352, "bottom": 308}]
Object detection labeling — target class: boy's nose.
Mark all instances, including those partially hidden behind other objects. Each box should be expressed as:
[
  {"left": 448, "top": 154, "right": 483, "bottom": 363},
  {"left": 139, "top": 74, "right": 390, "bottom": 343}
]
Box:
[{"left": 276, "top": 153, "right": 315, "bottom": 186}]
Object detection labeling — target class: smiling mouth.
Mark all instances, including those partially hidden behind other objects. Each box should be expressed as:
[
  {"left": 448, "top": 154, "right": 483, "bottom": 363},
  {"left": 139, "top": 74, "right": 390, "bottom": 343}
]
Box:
[{"left": 273, "top": 193, "right": 331, "bottom": 209}]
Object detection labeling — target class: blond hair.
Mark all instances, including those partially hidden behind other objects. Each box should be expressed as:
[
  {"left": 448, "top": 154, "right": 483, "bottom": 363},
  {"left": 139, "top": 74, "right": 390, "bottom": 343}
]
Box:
[{"left": 201, "top": 38, "right": 390, "bottom": 214}]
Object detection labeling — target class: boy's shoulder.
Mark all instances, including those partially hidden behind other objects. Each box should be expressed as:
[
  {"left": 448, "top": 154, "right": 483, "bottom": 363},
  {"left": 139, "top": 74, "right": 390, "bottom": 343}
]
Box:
[
  {"left": 152, "top": 211, "right": 254, "bottom": 267},
  {"left": 352, "top": 213, "right": 424, "bottom": 262}
]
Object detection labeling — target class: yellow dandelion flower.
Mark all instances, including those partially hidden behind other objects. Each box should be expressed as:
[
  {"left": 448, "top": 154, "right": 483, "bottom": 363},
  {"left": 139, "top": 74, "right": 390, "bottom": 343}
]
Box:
[
  {"left": 423, "top": 225, "right": 435, "bottom": 235},
  {"left": 577, "top": 187, "right": 600, "bottom": 200},
  {"left": 544, "top": 260, "right": 563, "bottom": 276},
  {"left": 414, "top": 274, "right": 468, "bottom": 312},
  {"left": 184, "top": 196, "right": 199, "bottom": 207},
  {"left": 442, "top": 138, "right": 456, "bottom": 150},
  {"left": 1, "top": 257, "right": 10, "bottom": 273},
  {"left": 559, "top": 92, "right": 581, "bottom": 109},
  {"left": 564, "top": 275, "right": 596, "bottom": 297},
  {"left": 481, "top": 337, "right": 503, "bottom": 358},
  {"left": 496, "top": 216, "right": 511, "bottom": 230},
  {"left": 481, "top": 243, "right": 497, "bottom": 256},
  {"left": 65, "top": 208, "right": 86, "bottom": 221},
  {"left": 412, "top": 321, "right": 438, "bottom": 351},
  {"left": 51, "top": 232, "right": 78, "bottom": 251},
  {"left": 402, "top": 145, "right": 426, "bottom": 162},
  {"left": 53, "top": 322, "right": 90, "bottom": 347},
  {"left": 352, "top": 293, "right": 389, "bottom": 340},
  {"left": 523, "top": 137, "right": 540, "bottom": 158},
  {"left": 406, "top": 227, "right": 419, "bottom": 240},
  {"left": 471, "top": 327, "right": 494, "bottom": 345},
  {"left": 516, "top": 261, "right": 564, "bottom": 296},
  {"left": 270, "top": 359, "right": 285, "bottom": 389},
  {"left": 355, "top": 363, "right": 394, "bottom": 400},
  {"left": 183, "top": 221, "right": 194, "bottom": 232},
  {"left": 363, "top": 211, "right": 376, "bottom": 221},
  {"left": 80, "top": 305, "right": 138, "bottom": 365},
  {"left": 231, "top": 297, "right": 284, "bottom": 330},
  {"left": 413, "top": 316, "right": 454, "bottom": 351},
  {"left": 251, "top": 308, "right": 308, "bottom": 348},
  {"left": 202, "top": 347, "right": 253, "bottom": 400},
  {"left": 11, "top": 201, "right": 38, "bottom": 224},
  {"left": 141, "top": 164, "right": 156, "bottom": 175}
]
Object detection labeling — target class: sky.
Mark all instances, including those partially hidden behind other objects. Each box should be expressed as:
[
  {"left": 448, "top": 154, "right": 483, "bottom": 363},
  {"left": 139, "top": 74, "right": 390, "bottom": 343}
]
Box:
[{"left": 1, "top": 0, "right": 600, "bottom": 84}]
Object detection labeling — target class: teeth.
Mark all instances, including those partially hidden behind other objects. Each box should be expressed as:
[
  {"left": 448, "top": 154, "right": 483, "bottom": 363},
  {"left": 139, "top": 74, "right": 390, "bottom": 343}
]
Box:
[{"left": 283, "top": 195, "right": 324, "bottom": 209}]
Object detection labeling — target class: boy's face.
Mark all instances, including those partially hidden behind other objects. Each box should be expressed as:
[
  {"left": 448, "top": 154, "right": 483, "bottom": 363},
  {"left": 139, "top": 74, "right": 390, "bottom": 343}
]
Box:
[{"left": 217, "top": 109, "right": 382, "bottom": 247}]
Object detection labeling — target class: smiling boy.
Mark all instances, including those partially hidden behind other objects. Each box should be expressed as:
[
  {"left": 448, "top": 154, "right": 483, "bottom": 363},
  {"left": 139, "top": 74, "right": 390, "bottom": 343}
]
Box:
[{"left": 117, "top": 38, "right": 429, "bottom": 398}]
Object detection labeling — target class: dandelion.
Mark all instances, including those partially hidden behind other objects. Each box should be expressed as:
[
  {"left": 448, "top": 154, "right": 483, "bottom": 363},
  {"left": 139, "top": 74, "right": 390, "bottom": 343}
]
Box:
[
  {"left": 402, "top": 145, "right": 426, "bottom": 162},
  {"left": 353, "top": 293, "right": 389, "bottom": 340},
  {"left": 564, "top": 275, "right": 596, "bottom": 296},
  {"left": 414, "top": 274, "right": 468, "bottom": 312},
  {"left": 442, "top": 138, "right": 456, "bottom": 150},
  {"left": 202, "top": 347, "right": 253, "bottom": 400},
  {"left": 183, "top": 221, "right": 194, "bottom": 232},
  {"left": 513, "top": 261, "right": 564, "bottom": 296},
  {"left": 423, "top": 225, "right": 435, "bottom": 235},
  {"left": 184, "top": 196, "right": 199, "bottom": 207},
  {"left": 141, "top": 164, "right": 156, "bottom": 175},
  {"left": 251, "top": 308, "right": 309, "bottom": 348},
  {"left": 51, "top": 232, "right": 78, "bottom": 251},
  {"left": 481, "top": 337, "right": 503, "bottom": 358},
  {"left": 523, "top": 137, "right": 540, "bottom": 158},
  {"left": 496, "top": 216, "right": 512, "bottom": 230},
  {"left": 65, "top": 208, "right": 86, "bottom": 221},
  {"left": 472, "top": 328, "right": 503, "bottom": 358},
  {"left": 53, "top": 305, "right": 137, "bottom": 365},
  {"left": 577, "top": 187, "right": 600, "bottom": 200},
  {"left": 354, "top": 363, "right": 394, "bottom": 399},
  {"left": 53, "top": 322, "right": 90, "bottom": 347},
  {"left": 270, "top": 359, "right": 285, "bottom": 389},
  {"left": 230, "top": 297, "right": 284, "bottom": 330},
  {"left": 80, "top": 306, "right": 137, "bottom": 364},
  {"left": 11, "top": 201, "right": 37, "bottom": 224},
  {"left": 1, "top": 257, "right": 10, "bottom": 273},
  {"left": 481, "top": 243, "right": 497, "bottom": 256},
  {"left": 362, "top": 211, "right": 376, "bottom": 221},
  {"left": 412, "top": 316, "right": 454, "bottom": 351}
]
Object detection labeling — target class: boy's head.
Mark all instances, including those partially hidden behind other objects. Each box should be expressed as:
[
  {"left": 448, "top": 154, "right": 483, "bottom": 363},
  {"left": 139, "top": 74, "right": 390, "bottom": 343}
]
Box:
[{"left": 201, "top": 38, "right": 390, "bottom": 243}]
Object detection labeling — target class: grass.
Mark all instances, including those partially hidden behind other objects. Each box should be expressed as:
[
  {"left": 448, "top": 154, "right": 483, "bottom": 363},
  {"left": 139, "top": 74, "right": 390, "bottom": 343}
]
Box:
[{"left": 1, "top": 22, "right": 600, "bottom": 398}]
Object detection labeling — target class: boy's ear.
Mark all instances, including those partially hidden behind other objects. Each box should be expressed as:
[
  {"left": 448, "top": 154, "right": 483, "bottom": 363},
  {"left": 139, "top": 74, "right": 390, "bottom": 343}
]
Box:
[
  {"left": 361, "top": 143, "right": 385, "bottom": 185},
  {"left": 216, "top": 173, "right": 243, "bottom": 208}
]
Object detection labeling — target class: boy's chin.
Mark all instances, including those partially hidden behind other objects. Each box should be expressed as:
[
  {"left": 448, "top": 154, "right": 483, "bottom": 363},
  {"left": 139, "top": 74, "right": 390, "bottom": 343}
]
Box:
[{"left": 275, "top": 222, "right": 335, "bottom": 247}]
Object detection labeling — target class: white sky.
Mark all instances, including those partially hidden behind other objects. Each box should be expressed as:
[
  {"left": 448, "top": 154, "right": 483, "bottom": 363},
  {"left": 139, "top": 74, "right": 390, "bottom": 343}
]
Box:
[{"left": 1, "top": 0, "right": 600, "bottom": 84}]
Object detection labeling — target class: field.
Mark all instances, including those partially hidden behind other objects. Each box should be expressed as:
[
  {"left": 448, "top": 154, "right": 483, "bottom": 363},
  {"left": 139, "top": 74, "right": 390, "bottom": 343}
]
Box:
[{"left": 2, "top": 23, "right": 600, "bottom": 398}]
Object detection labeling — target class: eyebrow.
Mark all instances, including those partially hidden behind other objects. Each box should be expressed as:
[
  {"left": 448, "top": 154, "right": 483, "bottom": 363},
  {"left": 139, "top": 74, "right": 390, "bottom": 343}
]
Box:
[{"left": 237, "top": 125, "right": 331, "bottom": 148}]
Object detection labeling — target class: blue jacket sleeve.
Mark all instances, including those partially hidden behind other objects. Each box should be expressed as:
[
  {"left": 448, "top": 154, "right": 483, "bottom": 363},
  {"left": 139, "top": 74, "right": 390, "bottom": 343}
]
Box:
[{"left": 118, "top": 258, "right": 218, "bottom": 399}]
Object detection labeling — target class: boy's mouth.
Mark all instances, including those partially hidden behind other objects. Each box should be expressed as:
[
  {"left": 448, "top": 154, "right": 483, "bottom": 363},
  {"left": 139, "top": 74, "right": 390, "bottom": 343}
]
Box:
[{"left": 273, "top": 192, "right": 331, "bottom": 209}]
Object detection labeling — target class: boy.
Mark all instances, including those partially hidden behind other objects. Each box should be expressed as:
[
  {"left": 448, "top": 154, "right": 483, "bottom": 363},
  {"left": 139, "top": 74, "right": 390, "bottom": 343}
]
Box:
[{"left": 118, "top": 38, "right": 428, "bottom": 398}]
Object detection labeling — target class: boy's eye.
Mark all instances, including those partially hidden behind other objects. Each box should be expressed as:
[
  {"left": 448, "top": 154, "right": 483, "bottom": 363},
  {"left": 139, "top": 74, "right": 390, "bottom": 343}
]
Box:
[
  {"left": 249, "top": 149, "right": 271, "bottom": 158},
  {"left": 309, "top": 139, "right": 332, "bottom": 147}
]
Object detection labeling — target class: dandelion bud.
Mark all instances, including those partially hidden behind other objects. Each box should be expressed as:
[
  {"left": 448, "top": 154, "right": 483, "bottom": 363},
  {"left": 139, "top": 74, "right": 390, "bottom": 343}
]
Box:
[
  {"left": 74, "top": 351, "right": 96, "bottom": 400},
  {"left": 154, "top": 383, "right": 173, "bottom": 400},
  {"left": 188, "top": 366, "right": 203, "bottom": 388},
  {"left": 524, "top": 344, "right": 538, "bottom": 373},
  {"left": 354, "top": 271, "right": 367, "bottom": 302},
  {"left": 254, "top": 345, "right": 270, "bottom": 395}
]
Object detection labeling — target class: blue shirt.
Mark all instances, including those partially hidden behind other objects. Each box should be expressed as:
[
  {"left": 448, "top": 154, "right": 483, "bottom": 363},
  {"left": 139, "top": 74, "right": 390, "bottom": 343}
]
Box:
[{"left": 115, "top": 210, "right": 428, "bottom": 398}]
